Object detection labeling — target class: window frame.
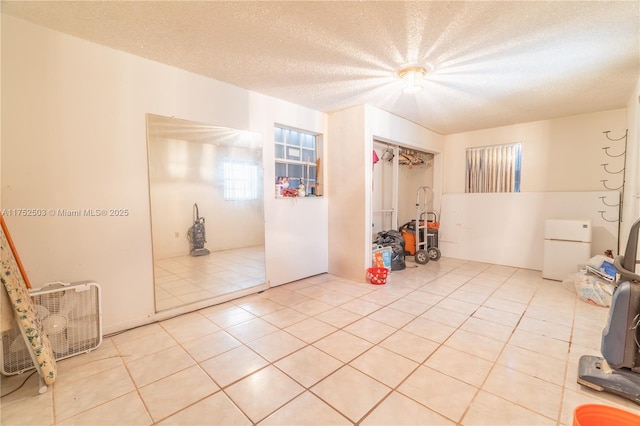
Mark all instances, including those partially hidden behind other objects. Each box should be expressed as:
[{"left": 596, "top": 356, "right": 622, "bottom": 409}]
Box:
[{"left": 274, "top": 125, "right": 320, "bottom": 196}]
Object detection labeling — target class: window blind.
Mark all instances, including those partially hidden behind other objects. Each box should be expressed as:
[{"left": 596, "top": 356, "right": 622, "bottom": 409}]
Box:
[{"left": 465, "top": 143, "right": 521, "bottom": 193}]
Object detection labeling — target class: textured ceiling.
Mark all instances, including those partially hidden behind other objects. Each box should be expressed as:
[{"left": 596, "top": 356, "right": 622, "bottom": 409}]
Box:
[{"left": 2, "top": 1, "right": 639, "bottom": 134}]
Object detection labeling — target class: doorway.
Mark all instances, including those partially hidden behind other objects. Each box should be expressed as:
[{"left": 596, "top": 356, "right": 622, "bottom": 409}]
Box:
[{"left": 372, "top": 140, "right": 435, "bottom": 238}]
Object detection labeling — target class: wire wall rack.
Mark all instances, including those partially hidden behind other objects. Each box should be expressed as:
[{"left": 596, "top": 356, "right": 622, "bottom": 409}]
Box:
[{"left": 599, "top": 129, "right": 627, "bottom": 253}]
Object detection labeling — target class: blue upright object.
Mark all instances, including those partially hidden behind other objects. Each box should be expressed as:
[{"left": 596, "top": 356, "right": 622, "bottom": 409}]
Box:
[{"left": 578, "top": 217, "right": 640, "bottom": 404}]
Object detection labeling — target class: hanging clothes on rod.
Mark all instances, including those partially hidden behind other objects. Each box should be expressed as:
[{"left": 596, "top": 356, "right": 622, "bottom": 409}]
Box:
[{"left": 398, "top": 148, "right": 426, "bottom": 166}]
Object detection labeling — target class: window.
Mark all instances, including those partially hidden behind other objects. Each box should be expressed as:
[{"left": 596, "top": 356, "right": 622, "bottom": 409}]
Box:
[
  {"left": 274, "top": 126, "right": 319, "bottom": 196},
  {"left": 465, "top": 143, "right": 521, "bottom": 193},
  {"left": 223, "top": 161, "right": 258, "bottom": 200}
]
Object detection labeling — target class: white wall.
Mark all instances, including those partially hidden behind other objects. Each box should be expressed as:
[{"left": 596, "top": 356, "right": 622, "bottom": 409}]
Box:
[
  {"left": 441, "top": 109, "right": 632, "bottom": 268},
  {"left": 266, "top": 108, "right": 328, "bottom": 287},
  {"left": 443, "top": 109, "right": 628, "bottom": 193},
  {"left": 621, "top": 78, "right": 640, "bottom": 260},
  {"left": 327, "top": 106, "right": 367, "bottom": 281},
  {"left": 440, "top": 191, "right": 620, "bottom": 270},
  {"left": 1, "top": 15, "right": 328, "bottom": 333}
]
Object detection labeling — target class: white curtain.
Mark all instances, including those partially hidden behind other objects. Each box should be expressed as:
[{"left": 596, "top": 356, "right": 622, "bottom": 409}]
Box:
[{"left": 465, "top": 143, "right": 521, "bottom": 193}]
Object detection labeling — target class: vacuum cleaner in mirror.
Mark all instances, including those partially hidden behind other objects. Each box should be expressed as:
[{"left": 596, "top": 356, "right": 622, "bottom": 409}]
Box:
[
  {"left": 578, "top": 217, "right": 640, "bottom": 404},
  {"left": 187, "top": 203, "right": 210, "bottom": 257}
]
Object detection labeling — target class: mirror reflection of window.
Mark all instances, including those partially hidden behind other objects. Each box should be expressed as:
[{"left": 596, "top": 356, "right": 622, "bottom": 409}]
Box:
[{"left": 223, "top": 161, "right": 259, "bottom": 201}]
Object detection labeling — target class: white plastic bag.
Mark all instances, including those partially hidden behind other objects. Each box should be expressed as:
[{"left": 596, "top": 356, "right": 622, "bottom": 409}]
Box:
[{"left": 574, "top": 270, "right": 614, "bottom": 307}]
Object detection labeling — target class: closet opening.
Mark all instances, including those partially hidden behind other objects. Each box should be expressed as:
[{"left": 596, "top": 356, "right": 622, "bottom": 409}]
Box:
[{"left": 372, "top": 139, "right": 435, "bottom": 246}]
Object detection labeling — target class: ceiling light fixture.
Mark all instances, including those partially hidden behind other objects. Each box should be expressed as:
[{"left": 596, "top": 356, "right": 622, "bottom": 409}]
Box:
[{"left": 398, "top": 66, "right": 427, "bottom": 94}]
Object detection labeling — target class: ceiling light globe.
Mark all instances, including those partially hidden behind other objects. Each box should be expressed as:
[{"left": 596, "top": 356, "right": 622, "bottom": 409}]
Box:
[{"left": 398, "top": 66, "right": 427, "bottom": 94}]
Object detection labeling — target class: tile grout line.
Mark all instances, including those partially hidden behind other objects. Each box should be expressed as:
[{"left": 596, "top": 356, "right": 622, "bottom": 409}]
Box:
[
  {"left": 433, "top": 266, "right": 568, "bottom": 424},
  {"left": 239, "top": 263, "right": 472, "bottom": 423}
]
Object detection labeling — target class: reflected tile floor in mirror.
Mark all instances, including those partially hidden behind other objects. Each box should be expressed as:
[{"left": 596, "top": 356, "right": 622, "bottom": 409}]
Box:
[
  {"left": 3, "top": 257, "right": 640, "bottom": 425},
  {"left": 153, "top": 246, "right": 265, "bottom": 311}
]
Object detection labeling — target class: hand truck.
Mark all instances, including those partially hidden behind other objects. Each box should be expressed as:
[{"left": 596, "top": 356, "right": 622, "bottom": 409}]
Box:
[{"left": 411, "top": 186, "right": 441, "bottom": 264}]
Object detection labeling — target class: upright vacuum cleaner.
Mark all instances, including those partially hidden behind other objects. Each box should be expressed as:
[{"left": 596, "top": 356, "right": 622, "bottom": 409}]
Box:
[
  {"left": 187, "top": 203, "right": 210, "bottom": 257},
  {"left": 578, "top": 217, "right": 640, "bottom": 404}
]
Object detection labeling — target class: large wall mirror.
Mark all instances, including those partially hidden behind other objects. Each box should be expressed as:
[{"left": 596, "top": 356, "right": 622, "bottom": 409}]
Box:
[{"left": 146, "top": 114, "right": 265, "bottom": 312}]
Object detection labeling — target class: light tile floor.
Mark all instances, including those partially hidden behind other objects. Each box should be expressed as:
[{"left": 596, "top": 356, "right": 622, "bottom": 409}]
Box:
[
  {"left": 2, "top": 257, "right": 640, "bottom": 425},
  {"left": 154, "top": 246, "right": 266, "bottom": 311}
]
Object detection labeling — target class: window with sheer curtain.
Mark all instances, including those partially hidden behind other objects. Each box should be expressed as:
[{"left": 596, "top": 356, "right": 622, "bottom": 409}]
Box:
[{"left": 465, "top": 143, "right": 522, "bottom": 193}]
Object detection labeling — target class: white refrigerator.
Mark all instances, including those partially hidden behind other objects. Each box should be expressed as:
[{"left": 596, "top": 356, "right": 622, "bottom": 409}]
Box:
[{"left": 543, "top": 219, "right": 592, "bottom": 281}]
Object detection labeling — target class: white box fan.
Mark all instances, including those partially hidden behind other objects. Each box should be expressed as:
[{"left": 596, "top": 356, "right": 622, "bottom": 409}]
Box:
[{"left": 1, "top": 281, "right": 102, "bottom": 375}]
